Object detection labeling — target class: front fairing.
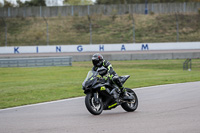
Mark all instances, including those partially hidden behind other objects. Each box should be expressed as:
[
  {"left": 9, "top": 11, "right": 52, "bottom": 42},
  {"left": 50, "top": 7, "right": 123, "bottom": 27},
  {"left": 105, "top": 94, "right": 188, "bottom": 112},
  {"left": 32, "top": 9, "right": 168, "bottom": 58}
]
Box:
[
  {"left": 82, "top": 70, "right": 113, "bottom": 94},
  {"left": 82, "top": 71, "right": 97, "bottom": 87},
  {"left": 82, "top": 71, "right": 99, "bottom": 91}
]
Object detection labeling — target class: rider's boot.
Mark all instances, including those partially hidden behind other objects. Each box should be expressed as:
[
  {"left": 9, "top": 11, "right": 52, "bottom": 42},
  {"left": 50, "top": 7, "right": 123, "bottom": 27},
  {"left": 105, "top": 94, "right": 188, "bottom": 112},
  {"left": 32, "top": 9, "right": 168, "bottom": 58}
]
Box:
[{"left": 112, "top": 75, "right": 133, "bottom": 100}]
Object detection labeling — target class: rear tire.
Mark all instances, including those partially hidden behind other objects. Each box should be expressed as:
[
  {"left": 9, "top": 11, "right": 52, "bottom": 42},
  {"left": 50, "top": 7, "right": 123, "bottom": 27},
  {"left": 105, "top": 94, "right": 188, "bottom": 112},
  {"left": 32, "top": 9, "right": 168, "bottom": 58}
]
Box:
[
  {"left": 121, "top": 88, "right": 138, "bottom": 112},
  {"left": 85, "top": 93, "right": 103, "bottom": 115}
]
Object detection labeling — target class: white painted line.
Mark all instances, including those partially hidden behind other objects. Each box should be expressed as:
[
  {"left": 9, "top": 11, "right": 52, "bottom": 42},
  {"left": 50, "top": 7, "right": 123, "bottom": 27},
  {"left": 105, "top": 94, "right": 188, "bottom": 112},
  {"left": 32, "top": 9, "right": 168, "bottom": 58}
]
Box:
[
  {"left": 133, "top": 81, "right": 200, "bottom": 90},
  {"left": 0, "top": 96, "right": 84, "bottom": 112}
]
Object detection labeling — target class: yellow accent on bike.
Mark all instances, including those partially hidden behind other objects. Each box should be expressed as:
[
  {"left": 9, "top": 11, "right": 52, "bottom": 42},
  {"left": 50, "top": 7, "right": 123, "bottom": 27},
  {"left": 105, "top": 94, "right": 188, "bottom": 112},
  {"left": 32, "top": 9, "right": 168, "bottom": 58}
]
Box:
[
  {"left": 100, "top": 86, "right": 106, "bottom": 91},
  {"left": 108, "top": 103, "right": 117, "bottom": 108}
]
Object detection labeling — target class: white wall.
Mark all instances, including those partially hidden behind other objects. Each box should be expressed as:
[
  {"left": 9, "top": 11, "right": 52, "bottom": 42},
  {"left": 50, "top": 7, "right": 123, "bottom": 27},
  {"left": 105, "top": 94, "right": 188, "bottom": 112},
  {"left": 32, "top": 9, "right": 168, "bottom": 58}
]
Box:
[{"left": 0, "top": 42, "right": 200, "bottom": 54}]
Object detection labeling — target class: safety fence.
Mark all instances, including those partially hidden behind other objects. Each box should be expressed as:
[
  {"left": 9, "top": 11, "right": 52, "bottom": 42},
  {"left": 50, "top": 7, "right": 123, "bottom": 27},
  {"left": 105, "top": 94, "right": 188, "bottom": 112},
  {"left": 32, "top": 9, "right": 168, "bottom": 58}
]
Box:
[
  {"left": 0, "top": 2, "right": 200, "bottom": 17},
  {"left": 0, "top": 56, "right": 72, "bottom": 67}
]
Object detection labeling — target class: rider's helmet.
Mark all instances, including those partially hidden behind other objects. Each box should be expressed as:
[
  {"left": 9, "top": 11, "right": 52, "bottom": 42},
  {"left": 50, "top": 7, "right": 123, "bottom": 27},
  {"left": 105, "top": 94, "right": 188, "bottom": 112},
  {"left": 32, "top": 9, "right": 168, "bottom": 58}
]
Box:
[{"left": 92, "top": 53, "right": 103, "bottom": 67}]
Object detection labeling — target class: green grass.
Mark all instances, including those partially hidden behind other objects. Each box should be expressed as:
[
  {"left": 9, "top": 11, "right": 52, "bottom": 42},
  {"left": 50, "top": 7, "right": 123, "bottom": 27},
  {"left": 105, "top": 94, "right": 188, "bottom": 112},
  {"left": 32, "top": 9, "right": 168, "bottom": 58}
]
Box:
[
  {"left": 0, "top": 59, "right": 200, "bottom": 109},
  {"left": 0, "top": 13, "right": 199, "bottom": 46}
]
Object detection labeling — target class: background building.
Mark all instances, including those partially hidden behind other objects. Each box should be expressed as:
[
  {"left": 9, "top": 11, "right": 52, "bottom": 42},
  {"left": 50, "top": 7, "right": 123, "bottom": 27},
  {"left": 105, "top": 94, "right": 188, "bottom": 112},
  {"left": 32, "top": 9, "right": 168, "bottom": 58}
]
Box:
[{"left": 0, "top": 0, "right": 64, "bottom": 6}]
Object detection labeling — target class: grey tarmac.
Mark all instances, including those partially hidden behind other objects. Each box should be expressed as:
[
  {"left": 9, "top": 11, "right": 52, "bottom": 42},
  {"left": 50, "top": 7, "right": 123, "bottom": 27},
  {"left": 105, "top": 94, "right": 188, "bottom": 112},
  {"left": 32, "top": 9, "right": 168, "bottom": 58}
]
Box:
[{"left": 0, "top": 82, "right": 200, "bottom": 133}]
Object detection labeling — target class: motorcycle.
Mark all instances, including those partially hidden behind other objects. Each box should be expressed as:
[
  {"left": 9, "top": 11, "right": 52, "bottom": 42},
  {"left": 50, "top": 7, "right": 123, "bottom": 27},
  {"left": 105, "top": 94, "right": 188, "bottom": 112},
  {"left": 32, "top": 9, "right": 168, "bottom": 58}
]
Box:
[{"left": 82, "top": 68, "right": 138, "bottom": 115}]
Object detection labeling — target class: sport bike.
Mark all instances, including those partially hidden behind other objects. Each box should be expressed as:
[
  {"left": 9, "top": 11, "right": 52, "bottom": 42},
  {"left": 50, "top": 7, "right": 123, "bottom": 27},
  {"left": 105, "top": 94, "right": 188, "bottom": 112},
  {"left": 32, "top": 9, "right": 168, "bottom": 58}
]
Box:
[{"left": 82, "top": 69, "right": 138, "bottom": 115}]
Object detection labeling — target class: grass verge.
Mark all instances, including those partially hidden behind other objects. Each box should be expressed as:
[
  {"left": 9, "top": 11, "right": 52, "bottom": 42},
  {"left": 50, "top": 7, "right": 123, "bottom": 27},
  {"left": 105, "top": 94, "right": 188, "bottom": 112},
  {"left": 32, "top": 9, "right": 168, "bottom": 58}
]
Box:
[
  {"left": 0, "top": 13, "right": 199, "bottom": 46},
  {"left": 0, "top": 59, "right": 200, "bottom": 109}
]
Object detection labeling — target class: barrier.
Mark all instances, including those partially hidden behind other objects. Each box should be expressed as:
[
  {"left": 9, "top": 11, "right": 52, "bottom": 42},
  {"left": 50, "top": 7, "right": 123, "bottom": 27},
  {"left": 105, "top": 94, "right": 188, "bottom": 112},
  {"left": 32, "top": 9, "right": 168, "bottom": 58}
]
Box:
[
  {"left": 0, "top": 3, "right": 200, "bottom": 17},
  {"left": 0, "top": 42, "right": 200, "bottom": 54},
  {"left": 72, "top": 52, "right": 200, "bottom": 62},
  {"left": 0, "top": 57, "right": 72, "bottom": 67}
]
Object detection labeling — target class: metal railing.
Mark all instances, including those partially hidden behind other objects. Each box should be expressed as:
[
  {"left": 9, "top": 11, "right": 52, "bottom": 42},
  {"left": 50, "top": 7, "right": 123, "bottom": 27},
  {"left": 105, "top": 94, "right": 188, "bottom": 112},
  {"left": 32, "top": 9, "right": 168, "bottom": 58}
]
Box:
[
  {"left": 0, "top": 56, "right": 72, "bottom": 67},
  {"left": 0, "top": 2, "right": 199, "bottom": 17}
]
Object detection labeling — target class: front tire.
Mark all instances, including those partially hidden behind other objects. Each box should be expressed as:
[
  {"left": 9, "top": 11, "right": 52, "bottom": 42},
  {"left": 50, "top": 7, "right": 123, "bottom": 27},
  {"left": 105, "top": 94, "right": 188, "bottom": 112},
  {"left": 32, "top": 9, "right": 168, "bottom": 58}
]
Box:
[
  {"left": 121, "top": 88, "right": 138, "bottom": 112},
  {"left": 85, "top": 93, "right": 103, "bottom": 115}
]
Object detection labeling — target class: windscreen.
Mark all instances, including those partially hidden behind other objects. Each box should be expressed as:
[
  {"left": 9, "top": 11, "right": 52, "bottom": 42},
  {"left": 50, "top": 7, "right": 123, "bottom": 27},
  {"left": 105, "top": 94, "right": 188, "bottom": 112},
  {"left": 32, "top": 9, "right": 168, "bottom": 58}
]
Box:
[{"left": 82, "top": 71, "right": 97, "bottom": 86}]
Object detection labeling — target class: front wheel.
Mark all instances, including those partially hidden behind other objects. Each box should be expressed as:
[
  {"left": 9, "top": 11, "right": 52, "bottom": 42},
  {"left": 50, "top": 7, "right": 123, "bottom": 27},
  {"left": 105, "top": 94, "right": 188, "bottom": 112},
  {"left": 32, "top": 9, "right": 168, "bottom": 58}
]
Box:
[
  {"left": 85, "top": 93, "right": 103, "bottom": 115},
  {"left": 121, "top": 88, "right": 138, "bottom": 112}
]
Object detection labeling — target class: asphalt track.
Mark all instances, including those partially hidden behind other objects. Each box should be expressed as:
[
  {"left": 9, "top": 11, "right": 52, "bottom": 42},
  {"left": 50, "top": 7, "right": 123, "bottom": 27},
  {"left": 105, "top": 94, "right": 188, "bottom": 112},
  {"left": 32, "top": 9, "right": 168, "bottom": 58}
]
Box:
[{"left": 0, "top": 82, "right": 200, "bottom": 133}]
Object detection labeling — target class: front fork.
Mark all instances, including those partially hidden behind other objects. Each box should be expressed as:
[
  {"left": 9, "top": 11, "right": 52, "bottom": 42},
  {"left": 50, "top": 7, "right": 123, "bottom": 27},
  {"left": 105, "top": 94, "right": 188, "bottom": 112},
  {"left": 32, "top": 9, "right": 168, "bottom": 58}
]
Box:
[{"left": 93, "top": 92, "right": 99, "bottom": 104}]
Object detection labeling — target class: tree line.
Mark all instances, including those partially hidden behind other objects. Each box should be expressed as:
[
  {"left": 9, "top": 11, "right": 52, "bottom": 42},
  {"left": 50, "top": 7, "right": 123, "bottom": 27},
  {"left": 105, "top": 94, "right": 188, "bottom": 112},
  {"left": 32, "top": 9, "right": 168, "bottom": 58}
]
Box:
[{"left": 96, "top": 0, "right": 200, "bottom": 4}]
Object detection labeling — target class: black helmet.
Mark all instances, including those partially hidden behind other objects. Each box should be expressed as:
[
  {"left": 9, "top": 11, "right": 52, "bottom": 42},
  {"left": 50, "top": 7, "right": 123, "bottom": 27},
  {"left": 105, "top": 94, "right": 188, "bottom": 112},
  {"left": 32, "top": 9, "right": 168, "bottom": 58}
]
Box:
[{"left": 92, "top": 53, "right": 103, "bottom": 67}]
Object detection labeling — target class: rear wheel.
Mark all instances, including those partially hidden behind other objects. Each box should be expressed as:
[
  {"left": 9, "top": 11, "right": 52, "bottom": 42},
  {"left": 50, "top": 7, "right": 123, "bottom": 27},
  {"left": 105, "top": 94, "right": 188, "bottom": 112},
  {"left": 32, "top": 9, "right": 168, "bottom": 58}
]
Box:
[
  {"left": 121, "top": 88, "right": 138, "bottom": 112},
  {"left": 85, "top": 93, "right": 103, "bottom": 115}
]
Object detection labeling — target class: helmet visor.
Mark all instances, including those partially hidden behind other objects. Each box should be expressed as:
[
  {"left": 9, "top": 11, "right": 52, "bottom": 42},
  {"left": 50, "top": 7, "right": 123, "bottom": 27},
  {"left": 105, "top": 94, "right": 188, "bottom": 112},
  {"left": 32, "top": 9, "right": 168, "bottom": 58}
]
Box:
[{"left": 92, "top": 59, "right": 99, "bottom": 67}]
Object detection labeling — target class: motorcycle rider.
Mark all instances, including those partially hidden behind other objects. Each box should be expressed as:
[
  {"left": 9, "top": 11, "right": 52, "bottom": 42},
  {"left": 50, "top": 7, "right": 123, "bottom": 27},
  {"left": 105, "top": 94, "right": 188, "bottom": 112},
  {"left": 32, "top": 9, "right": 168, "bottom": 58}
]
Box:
[{"left": 92, "top": 53, "right": 132, "bottom": 100}]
